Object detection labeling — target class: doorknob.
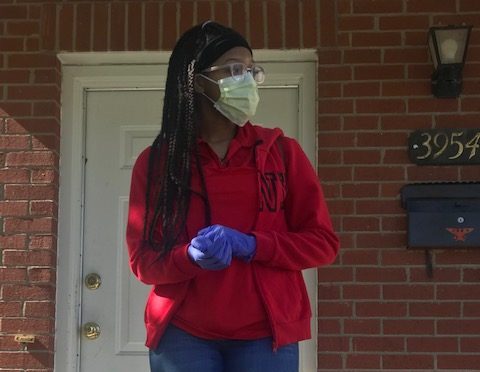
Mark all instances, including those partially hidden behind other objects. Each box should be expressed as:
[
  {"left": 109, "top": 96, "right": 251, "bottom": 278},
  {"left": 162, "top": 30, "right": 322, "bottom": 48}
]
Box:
[
  {"left": 83, "top": 322, "right": 101, "bottom": 340},
  {"left": 84, "top": 273, "right": 102, "bottom": 290}
]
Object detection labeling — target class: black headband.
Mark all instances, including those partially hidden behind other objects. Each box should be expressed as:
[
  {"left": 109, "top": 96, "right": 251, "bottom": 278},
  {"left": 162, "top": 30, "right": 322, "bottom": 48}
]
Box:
[{"left": 196, "top": 21, "right": 252, "bottom": 71}]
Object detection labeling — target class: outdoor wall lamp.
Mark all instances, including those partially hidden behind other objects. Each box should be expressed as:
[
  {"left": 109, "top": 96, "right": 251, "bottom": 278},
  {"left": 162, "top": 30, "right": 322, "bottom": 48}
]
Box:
[{"left": 427, "top": 25, "right": 472, "bottom": 98}]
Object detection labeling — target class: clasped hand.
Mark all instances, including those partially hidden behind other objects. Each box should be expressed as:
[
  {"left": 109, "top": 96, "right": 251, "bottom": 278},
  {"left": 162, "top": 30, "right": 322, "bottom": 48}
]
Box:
[{"left": 187, "top": 225, "right": 256, "bottom": 270}]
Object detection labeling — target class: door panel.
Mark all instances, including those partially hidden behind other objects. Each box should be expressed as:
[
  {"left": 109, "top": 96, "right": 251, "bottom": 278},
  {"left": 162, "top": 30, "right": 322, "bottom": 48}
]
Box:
[{"left": 80, "top": 60, "right": 316, "bottom": 371}]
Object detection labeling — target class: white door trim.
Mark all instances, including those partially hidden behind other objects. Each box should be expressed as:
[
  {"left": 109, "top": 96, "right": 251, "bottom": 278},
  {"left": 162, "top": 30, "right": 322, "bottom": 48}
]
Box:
[{"left": 56, "top": 50, "right": 318, "bottom": 372}]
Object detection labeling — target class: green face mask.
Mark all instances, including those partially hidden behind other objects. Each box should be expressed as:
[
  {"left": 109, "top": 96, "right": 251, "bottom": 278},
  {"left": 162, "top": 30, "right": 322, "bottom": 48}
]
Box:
[{"left": 200, "top": 73, "right": 260, "bottom": 126}]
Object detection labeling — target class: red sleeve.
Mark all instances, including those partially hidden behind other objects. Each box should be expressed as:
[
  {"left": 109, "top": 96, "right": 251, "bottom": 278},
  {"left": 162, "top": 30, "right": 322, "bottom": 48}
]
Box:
[
  {"left": 126, "top": 147, "right": 202, "bottom": 285},
  {"left": 252, "top": 137, "right": 340, "bottom": 270}
]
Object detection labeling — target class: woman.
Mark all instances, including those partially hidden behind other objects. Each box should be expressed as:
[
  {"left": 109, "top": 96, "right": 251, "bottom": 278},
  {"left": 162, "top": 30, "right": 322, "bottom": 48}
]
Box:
[{"left": 126, "top": 21, "right": 339, "bottom": 372}]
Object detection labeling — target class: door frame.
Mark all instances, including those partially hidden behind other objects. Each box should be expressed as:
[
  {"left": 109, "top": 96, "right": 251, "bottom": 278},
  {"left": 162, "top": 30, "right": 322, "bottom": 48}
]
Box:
[{"left": 56, "top": 50, "right": 318, "bottom": 372}]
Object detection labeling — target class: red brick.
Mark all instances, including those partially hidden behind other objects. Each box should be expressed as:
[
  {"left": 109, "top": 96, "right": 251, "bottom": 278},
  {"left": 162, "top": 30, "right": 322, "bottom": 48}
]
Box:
[
  {"left": 0, "top": 135, "right": 30, "bottom": 149},
  {"left": 343, "top": 115, "right": 379, "bottom": 130},
  {"left": 4, "top": 185, "right": 57, "bottom": 200},
  {"left": 93, "top": 2, "right": 108, "bottom": 51},
  {"left": 266, "top": 1, "right": 281, "bottom": 48},
  {"left": 318, "top": 319, "right": 341, "bottom": 333},
  {"left": 58, "top": 3, "right": 73, "bottom": 50},
  {"left": 406, "top": 166, "right": 459, "bottom": 181},
  {"left": 408, "top": 337, "right": 458, "bottom": 352},
  {"left": 356, "top": 268, "right": 407, "bottom": 283},
  {"left": 319, "top": 83, "right": 341, "bottom": 97},
  {"left": 344, "top": 49, "right": 381, "bottom": 63},
  {"left": 7, "top": 85, "right": 58, "bottom": 100},
  {"left": 24, "top": 301, "right": 55, "bottom": 318},
  {"left": 318, "top": 132, "right": 355, "bottom": 147},
  {"left": 405, "top": 31, "right": 429, "bottom": 46},
  {"left": 0, "top": 268, "right": 27, "bottom": 282},
  {"left": 317, "top": 267, "right": 354, "bottom": 282},
  {"left": 437, "top": 250, "right": 480, "bottom": 265},
  {"left": 383, "top": 284, "right": 434, "bottom": 300},
  {"left": 302, "top": 0, "right": 317, "bottom": 47},
  {"left": 40, "top": 3, "right": 56, "bottom": 50},
  {"left": 437, "top": 285, "right": 480, "bottom": 300},
  {"left": 318, "top": 149, "right": 341, "bottom": 164},
  {"left": 383, "top": 149, "right": 410, "bottom": 164},
  {"left": 345, "top": 249, "right": 381, "bottom": 265},
  {"left": 144, "top": 2, "right": 160, "bottom": 50},
  {"left": 463, "top": 268, "right": 480, "bottom": 282},
  {"left": 352, "top": 32, "right": 401, "bottom": 47},
  {"left": 409, "top": 98, "right": 459, "bottom": 113},
  {"left": 439, "top": 319, "right": 480, "bottom": 335},
  {"left": 0, "top": 235, "right": 27, "bottom": 249},
  {"left": 343, "top": 284, "right": 381, "bottom": 299},
  {"left": 0, "top": 318, "right": 54, "bottom": 334},
  {"left": 383, "top": 354, "right": 434, "bottom": 369},
  {"left": 460, "top": 337, "right": 480, "bottom": 352},
  {"left": 31, "top": 169, "right": 57, "bottom": 184},
  {"left": 6, "top": 151, "right": 55, "bottom": 167},
  {"left": 464, "top": 302, "right": 480, "bottom": 317},
  {"left": 28, "top": 268, "right": 55, "bottom": 284},
  {"left": 29, "top": 235, "right": 56, "bottom": 250},
  {"left": 379, "top": 15, "right": 430, "bottom": 30},
  {"left": 6, "top": 21, "right": 38, "bottom": 36},
  {"left": 343, "top": 82, "right": 380, "bottom": 97},
  {"left": 7, "top": 54, "right": 56, "bottom": 68},
  {"left": 319, "top": 66, "right": 352, "bottom": 81},
  {"left": 319, "top": 99, "right": 354, "bottom": 114},
  {"left": 317, "top": 302, "right": 353, "bottom": 317},
  {"left": 326, "top": 198, "right": 355, "bottom": 214},
  {"left": 346, "top": 354, "right": 381, "bottom": 369},
  {"left": 319, "top": 116, "right": 342, "bottom": 130},
  {"left": 0, "top": 38, "right": 24, "bottom": 51},
  {"left": 408, "top": 64, "right": 434, "bottom": 79},
  {"left": 249, "top": 0, "right": 264, "bottom": 49},
  {"left": 406, "top": 0, "right": 456, "bottom": 12},
  {"left": 75, "top": 3, "right": 91, "bottom": 51},
  {"left": 354, "top": 167, "right": 405, "bottom": 181},
  {"left": 381, "top": 214, "right": 405, "bottom": 231},
  {"left": 127, "top": 2, "right": 142, "bottom": 50},
  {"left": 353, "top": 0, "right": 403, "bottom": 13},
  {"left": 352, "top": 336, "right": 404, "bottom": 352},
  {"left": 318, "top": 50, "right": 342, "bottom": 65},
  {"left": 460, "top": 0, "right": 480, "bottom": 11},
  {"left": 384, "top": 319, "right": 434, "bottom": 335},
  {"left": 213, "top": 1, "right": 229, "bottom": 26},
  {"left": 384, "top": 48, "right": 429, "bottom": 64},
  {"left": 382, "top": 81, "right": 430, "bottom": 96},
  {"left": 461, "top": 97, "right": 480, "bottom": 112},
  {"left": 355, "top": 65, "right": 404, "bottom": 80},
  {"left": 317, "top": 353, "right": 343, "bottom": 369},
  {"left": 33, "top": 102, "right": 59, "bottom": 118},
  {"left": 318, "top": 336, "right": 350, "bottom": 352},
  {"left": 0, "top": 5, "right": 28, "bottom": 19},
  {"left": 111, "top": 2, "right": 126, "bottom": 50},
  {"left": 25, "top": 37, "right": 40, "bottom": 52},
  {"left": 357, "top": 232, "right": 405, "bottom": 248},
  {"left": 344, "top": 149, "right": 381, "bottom": 164},
  {"left": 438, "top": 355, "right": 480, "bottom": 370},
  {"left": 356, "top": 98, "right": 406, "bottom": 113},
  {"left": 381, "top": 250, "right": 424, "bottom": 265},
  {"left": 0, "top": 351, "right": 53, "bottom": 369},
  {"left": 433, "top": 14, "right": 480, "bottom": 27},
  {"left": 320, "top": 0, "right": 336, "bottom": 47},
  {"left": 342, "top": 183, "right": 379, "bottom": 198},
  {"left": 230, "top": 1, "right": 245, "bottom": 37},
  {"left": 343, "top": 216, "right": 379, "bottom": 231},
  {"left": 33, "top": 69, "right": 56, "bottom": 84},
  {"left": 410, "top": 302, "right": 461, "bottom": 317},
  {"left": 285, "top": 1, "right": 300, "bottom": 48},
  {"left": 0, "top": 201, "right": 28, "bottom": 216},
  {"left": 1, "top": 285, "right": 54, "bottom": 301},
  {"left": 337, "top": 0, "right": 352, "bottom": 14},
  {"left": 4, "top": 217, "right": 55, "bottom": 234},
  {"left": 0, "top": 302, "right": 22, "bottom": 317},
  {"left": 30, "top": 201, "right": 56, "bottom": 216},
  {"left": 339, "top": 15, "right": 374, "bottom": 31},
  {"left": 380, "top": 115, "right": 429, "bottom": 130},
  {"left": 410, "top": 267, "right": 461, "bottom": 283}
]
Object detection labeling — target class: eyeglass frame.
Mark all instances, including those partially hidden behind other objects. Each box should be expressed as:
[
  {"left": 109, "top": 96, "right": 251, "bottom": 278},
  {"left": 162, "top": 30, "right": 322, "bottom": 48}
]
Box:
[{"left": 201, "top": 62, "right": 266, "bottom": 84}]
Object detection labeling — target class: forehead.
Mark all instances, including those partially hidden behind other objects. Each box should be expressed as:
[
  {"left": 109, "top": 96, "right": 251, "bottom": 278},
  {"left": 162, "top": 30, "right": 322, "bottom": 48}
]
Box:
[{"left": 212, "top": 47, "right": 253, "bottom": 65}]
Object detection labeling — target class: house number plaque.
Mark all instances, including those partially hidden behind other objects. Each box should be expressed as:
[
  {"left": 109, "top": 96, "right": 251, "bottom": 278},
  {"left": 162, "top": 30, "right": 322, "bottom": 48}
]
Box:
[{"left": 409, "top": 129, "right": 480, "bottom": 165}]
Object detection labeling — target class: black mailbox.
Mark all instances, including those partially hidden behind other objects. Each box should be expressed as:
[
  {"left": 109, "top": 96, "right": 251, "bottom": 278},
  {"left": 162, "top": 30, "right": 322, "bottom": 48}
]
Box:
[{"left": 401, "top": 182, "right": 480, "bottom": 248}]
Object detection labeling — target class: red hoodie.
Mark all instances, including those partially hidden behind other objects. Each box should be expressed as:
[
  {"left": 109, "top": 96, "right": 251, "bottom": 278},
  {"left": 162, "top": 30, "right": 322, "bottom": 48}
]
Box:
[{"left": 126, "top": 122, "right": 339, "bottom": 350}]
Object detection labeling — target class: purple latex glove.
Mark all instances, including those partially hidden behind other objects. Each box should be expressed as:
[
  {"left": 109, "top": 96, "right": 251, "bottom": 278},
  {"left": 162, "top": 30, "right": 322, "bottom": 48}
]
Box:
[
  {"left": 187, "top": 235, "right": 232, "bottom": 270},
  {"left": 199, "top": 224, "right": 256, "bottom": 262}
]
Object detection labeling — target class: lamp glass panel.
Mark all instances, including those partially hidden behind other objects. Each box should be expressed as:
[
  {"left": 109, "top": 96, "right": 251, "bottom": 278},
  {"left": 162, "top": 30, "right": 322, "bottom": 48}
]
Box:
[
  {"left": 428, "top": 32, "right": 439, "bottom": 69},
  {"left": 434, "top": 28, "right": 469, "bottom": 65}
]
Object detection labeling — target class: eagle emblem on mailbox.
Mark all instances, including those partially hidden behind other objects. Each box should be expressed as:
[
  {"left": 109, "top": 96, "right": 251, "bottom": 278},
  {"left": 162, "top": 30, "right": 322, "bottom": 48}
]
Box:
[{"left": 446, "top": 228, "right": 474, "bottom": 242}]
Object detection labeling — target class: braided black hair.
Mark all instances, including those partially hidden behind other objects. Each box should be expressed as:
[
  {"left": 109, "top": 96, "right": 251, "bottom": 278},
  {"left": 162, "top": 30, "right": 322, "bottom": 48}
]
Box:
[{"left": 143, "top": 21, "right": 251, "bottom": 255}]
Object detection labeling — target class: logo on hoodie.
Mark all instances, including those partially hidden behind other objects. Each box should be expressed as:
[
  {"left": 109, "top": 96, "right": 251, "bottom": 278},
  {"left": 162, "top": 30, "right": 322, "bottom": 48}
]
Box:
[{"left": 259, "top": 171, "right": 286, "bottom": 212}]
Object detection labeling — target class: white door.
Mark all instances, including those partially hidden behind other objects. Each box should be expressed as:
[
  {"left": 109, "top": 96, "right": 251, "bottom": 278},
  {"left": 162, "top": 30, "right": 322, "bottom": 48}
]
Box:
[{"left": 57, "top": 51, "right": 317, "bottom": 372}]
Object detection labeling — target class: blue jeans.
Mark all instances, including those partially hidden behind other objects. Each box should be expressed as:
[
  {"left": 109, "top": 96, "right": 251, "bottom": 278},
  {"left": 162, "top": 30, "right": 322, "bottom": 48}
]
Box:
[{"left": 149, "top": 324, "right": 299, "bottom": 372}]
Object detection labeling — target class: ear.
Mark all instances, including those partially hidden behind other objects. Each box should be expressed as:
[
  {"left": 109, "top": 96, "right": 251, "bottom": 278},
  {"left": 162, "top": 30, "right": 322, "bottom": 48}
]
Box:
[{"left": 194, "top": 75, "right": 205, "bottom": 93}]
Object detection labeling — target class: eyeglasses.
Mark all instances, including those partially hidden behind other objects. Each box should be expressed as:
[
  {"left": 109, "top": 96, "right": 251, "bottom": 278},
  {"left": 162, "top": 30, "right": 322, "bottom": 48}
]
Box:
[{"left": 201, "top": 63, "right": 266, "bottom": 84}]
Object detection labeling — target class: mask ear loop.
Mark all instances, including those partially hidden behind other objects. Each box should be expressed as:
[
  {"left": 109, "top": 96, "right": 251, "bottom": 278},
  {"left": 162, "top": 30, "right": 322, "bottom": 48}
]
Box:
[{"left": 195, "top": 74, "right": 219, "bottom": 104}]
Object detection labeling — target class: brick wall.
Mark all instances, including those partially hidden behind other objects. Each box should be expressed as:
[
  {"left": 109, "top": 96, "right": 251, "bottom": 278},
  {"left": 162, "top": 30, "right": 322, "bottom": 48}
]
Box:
[{"left": 0, "top": 0, "right": 479, "bottom": 371}]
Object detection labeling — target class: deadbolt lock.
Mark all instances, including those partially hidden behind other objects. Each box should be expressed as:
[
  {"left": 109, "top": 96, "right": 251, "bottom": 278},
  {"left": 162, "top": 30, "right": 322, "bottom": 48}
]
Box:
[
  {"left": 83, "top": 322, "right": 101, "bottom": 340},
  {"left": 85, "top": 273, "right": 102, "bottom": 290}
]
